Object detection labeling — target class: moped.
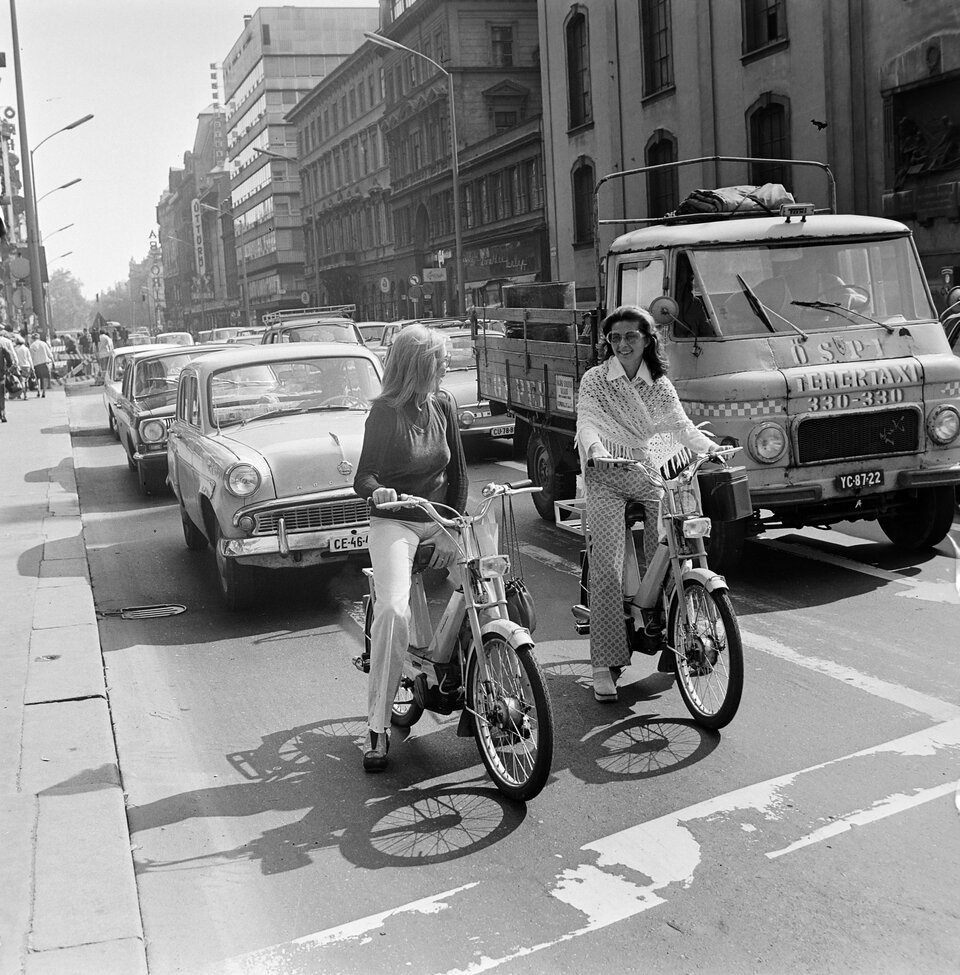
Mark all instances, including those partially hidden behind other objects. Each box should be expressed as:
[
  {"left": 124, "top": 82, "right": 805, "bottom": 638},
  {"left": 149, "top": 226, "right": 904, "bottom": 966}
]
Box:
[
  {"left": 355, "top": 479, "right": 554, "bottom": 802},
  {"left": 571, "top": 449, "right": 746, "bottom": 729}
]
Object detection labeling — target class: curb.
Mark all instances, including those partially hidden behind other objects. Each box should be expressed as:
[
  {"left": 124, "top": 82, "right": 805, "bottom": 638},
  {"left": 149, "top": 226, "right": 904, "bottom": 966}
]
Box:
[{"left": 19, "top": 390, "right": 148, "bottom": 975}]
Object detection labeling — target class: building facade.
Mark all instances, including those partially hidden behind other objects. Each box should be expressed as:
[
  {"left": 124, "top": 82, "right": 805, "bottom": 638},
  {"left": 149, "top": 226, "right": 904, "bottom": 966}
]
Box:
[
  {"left": 373, "top": 0, "right": 547, "bottom": 316},
  {"left": 220, "top": 6, "right": 379, "bottom": 323},
  {"left": 538, "top": 0, "right": 960, "bottom": 308},
  {"left": 288, "top": 40, "right": 394, "bottom": 319}
]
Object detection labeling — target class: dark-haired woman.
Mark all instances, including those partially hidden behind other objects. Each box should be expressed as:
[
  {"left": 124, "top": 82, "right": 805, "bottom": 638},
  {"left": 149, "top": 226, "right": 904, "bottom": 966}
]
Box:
[
  {"left": 354, "top": 324, "right": 467, "bottom": 771},
  {"left": 576, "top": 305, "right": 721, "bottom": 702}
]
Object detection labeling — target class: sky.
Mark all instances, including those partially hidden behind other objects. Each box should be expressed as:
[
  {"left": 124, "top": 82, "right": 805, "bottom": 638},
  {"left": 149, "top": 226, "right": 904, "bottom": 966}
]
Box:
[{"left": 0, "top": 0, "right": 379, "bottom": 300}]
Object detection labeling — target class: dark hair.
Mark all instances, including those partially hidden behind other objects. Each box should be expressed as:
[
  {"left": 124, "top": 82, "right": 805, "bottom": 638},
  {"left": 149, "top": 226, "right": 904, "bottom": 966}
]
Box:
[{"left": 599, "top": 305, "right": 668, "bottom": 380}]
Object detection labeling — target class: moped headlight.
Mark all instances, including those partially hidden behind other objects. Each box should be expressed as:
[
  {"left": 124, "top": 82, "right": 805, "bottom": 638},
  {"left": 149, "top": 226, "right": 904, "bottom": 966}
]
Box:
[
  {"left": 225, "top": 463, "right": 261, "bottom": 497},
  {"left": 748, "top": 422, "right": 787, "bottom": 464},
  {"left": 139, "top": 419, "right": 167, "bottom": 444},
  {"left": 926, "top": 405, "right": 960, "bottom": 445},
  {"left": 477, "top": 555, "right": 509, "bottom": 579}
]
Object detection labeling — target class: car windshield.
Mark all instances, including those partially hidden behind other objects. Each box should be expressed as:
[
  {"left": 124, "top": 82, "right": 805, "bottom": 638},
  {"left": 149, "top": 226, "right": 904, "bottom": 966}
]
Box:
[
  {"left": 133, "top": 352, "right": 199, "bottom": 405},
  {"left": 446, "top": 333, "right": 476, "bottom": 371},
  {"left": 280, "top": 322, "right": 358, "bottom": 344},
  {"left": 686, "top": 236, "right": 936, "bottom": 338},
  {"left": 208, "top": 355, "right": 382, "bottom": 427}
]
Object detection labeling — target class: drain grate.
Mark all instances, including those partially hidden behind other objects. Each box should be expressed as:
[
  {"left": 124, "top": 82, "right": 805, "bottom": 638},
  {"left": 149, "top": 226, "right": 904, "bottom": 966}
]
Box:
[{"left": 97, "top": 603, "right": 187, "bottom": 620}]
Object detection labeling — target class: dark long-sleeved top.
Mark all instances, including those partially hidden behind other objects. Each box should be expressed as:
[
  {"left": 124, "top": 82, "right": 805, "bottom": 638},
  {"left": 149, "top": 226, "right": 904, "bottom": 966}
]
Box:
[{"left": 354, "top": 393, "right": 468, "bottom": 522}]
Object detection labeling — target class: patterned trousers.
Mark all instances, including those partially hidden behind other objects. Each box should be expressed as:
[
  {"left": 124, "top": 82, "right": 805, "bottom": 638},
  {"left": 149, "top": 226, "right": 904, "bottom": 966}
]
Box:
[{"left": 584, "top": 465, "right": 664, "bottom": 668}]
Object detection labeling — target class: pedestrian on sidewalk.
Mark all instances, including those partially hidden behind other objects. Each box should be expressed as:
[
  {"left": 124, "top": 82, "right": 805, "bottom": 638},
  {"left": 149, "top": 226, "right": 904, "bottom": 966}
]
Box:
[
  {"left": 14, "top": 334, "right": 35, "bottom": 398},
  {"left": 96, "top": 330, "right": 113, "bottom": 385},
  {"left": 29, "top": 332, "right": 54, "bottom": 398},
  {"left": 0, "top": 331, "right": 14, "bottom": 420},
  {"left": 78, "top": 328, "right": 93, "bottom": 379}
]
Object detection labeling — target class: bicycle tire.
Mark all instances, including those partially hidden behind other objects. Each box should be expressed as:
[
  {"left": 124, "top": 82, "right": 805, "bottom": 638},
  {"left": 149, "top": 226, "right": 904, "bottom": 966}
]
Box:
[
  {"left": 466, "top": 632, "right": 553, "bottom": 802},
  {"left": 667, "top": 581, "right": 743, "bottom": 730},
  {"left": 363, "top": 595, "right": 424, "bottom": 728}
]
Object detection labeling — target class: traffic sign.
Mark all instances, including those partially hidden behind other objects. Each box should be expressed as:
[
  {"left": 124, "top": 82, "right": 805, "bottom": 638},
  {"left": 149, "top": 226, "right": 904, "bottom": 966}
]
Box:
[
  {"left": 300, "top": 290, "right": 310, "bottom": 305},
  {"left": 408, "top": 284, "right": 424, "bottom": 300},
  {"left": 409, "top": 273, "right": 421, "bottom": 286},
  {"left": 379, "top": 276, "right": 391, "bottom": 294},
  {"left": 423, "top": 267, "right": 446, "bottom": 283},
  {"left": 10, "top": 256, "right": 30, "bottom": 279}
]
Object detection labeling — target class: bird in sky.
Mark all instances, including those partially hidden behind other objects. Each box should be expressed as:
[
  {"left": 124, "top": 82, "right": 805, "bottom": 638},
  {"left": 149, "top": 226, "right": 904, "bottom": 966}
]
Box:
[{"left": 811, "top": 119, "right": 828, "bottom": 131}]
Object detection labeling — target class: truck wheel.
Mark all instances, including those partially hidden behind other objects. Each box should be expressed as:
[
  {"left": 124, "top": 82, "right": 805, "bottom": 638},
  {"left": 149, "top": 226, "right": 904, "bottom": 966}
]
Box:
[
  {"left": 878, "top": 487, "right": 955, "bottom": 550},
  {"left": 527, "top": 431, "right": 576, "bottom": 521},
  {"left": 705, "top": 518, "right": 747, "bottom": 574}
]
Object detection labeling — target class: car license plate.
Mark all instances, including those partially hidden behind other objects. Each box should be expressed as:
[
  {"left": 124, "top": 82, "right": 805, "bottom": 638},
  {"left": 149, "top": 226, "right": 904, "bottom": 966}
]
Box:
[
  {"left": 835, "top": 470, "right": 884, "bottom": 491},
  {"left": 491, "top": 425, "right": 515, "bottom": 437},
  {"left": 331, "top": 531, "right": 369, "bottom": 552}
]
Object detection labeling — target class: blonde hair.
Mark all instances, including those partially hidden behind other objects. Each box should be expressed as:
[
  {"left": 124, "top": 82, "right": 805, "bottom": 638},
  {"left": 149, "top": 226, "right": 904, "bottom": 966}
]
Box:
[{"left": 377, "top": 324, "right": 448, "bottom": 410}]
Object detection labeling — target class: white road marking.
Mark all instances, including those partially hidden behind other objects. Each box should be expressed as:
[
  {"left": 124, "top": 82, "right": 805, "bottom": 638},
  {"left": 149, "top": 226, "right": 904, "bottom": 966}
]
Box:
[
  {"left": 519, "top": 541, "right": 580, "bottom": 576},
  {"left": 496, "top": 459, "right": 527, "bottom": 473}
]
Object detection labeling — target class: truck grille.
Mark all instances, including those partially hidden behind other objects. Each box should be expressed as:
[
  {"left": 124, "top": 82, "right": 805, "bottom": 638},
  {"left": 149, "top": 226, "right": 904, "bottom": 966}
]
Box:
[
  {"left": 252, "top": 498, "right": 369, "bottom": 536},
  {"left": 796, "top": 408, "right": 919, "bottom": 464}
]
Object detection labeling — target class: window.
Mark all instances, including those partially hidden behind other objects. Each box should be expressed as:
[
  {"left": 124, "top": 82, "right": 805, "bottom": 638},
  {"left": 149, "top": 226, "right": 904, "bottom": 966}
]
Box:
[
  {"left": 494, "top": 110, "right": 518, "bottom": 135},
  {"left": 646, "top": 132, "right": 679, "bottom": 217},
  {"left": 491, "top": 26, "right": 514, "bottom": 67},
  {"left": 742, "top": 0, "right": 787, "bottom": 54},
  {"left": 411, "top": 130, "right": 422, "bottom": 170},
  {"left": 565, "top": 10, "right": 592, "bottom": 128},
  {"left": 349, "top": 89, "right": 356, "bottom": 119},
  {"left": 261, "top": 24, "right": 271, "bottom": 46},
  {"left": 641, "top": 0, "right": 673, "bottom": 96},
  {"left": 572, "top": 157, "right": 595, "bottom": 245},
  {"left": 748, "top": 95, "right": 790, "bottom": 187}
]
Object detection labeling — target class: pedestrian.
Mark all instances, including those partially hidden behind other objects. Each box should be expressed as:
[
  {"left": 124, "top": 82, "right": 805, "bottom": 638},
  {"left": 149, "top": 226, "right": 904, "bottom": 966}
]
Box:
[
  {"left": 78, "top": 329, "right": 93, "bottom": 378},
  {"left": 14, "top": 335, "right": 34, "bottom": 397},
  {"left": 575, "top": 304, "right": 723, "bottom": 702},
  {"left": 353, "top": 324, "right": 467, "bottom": 772},
  {"left": 0, "top": 330, "right": 15, "bottom": 421},
  {"left": 28, "top": 332, "right": 55, "bottom": 398},
  {"left": 96, "top": 330, "right": 114, "bottom": 384},
  {"left": 62, "top": 333, "right": 80, "bottom": 381}
]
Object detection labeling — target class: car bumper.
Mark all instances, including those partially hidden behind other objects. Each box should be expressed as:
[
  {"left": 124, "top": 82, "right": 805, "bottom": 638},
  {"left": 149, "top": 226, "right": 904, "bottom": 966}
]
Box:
[
  {"left": 218, "top": 525, "right": 369, "bottom": 569},
  {"left": 458, "top": 418, "right": 514, "bottom": 440}
]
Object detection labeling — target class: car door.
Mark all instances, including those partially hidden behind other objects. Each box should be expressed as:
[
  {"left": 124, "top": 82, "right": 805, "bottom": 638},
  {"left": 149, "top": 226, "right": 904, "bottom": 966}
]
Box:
[
  {"left": 172, "top": 372, "right": 205, "bottom": 530},
  {"left": 114, "top": 360, "right": 138, "bottom": 458}
]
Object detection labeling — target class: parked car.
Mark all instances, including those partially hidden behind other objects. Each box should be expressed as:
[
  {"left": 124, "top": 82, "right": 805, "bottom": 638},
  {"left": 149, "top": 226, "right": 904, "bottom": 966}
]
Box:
[
  {"left": 198, "top": 327, "right": 241, "bottom": 344},
  {"left": 440, "top": 327, "right": 514, "bottom": 444},
  {"left": 374, "top": 317, "right": 471, "bottom": 364},
  {"left": 260, "top": 317, "right": 364, "bottom": 345},
  {"left": 155, "top": 331, "right": 195, "bottom": 347},
  {"left": 167, "top": 344, "right": 383, "bottom": 609},
  {"left": 128, "top": 332, "right": 155, "bottom": 346},
  {"left": 102, "top": 343, "right": 165, "bottom": 438},
  {"left": 113, "top": 345, "right": 234, "bottom": 495},
  {"left": 226, "top": 333, "right": 266, "bottom": 346},
  {"left": 356, "top": 321, "right": 390, "bottom": 346}
]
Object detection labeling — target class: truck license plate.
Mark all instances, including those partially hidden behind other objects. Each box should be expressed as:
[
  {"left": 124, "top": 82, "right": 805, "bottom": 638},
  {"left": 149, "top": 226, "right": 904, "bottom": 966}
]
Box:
[
  {"left": 835, "top": 470, "right": 884, "bottom": 491},
  {"left": 331, "top": 531, "right": 369, "bottom": 551},
  {"left": 491, "top": 425, "right": 515, "bottom": 437}
]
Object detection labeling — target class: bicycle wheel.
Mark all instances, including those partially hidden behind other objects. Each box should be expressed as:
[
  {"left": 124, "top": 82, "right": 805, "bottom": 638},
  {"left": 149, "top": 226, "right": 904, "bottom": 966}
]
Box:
[
  {"left": 363, "top": 595, "right": 424, "bottom": 727},
  {"left": 466, "top": 632, "right": 553, "bottom": 802},
  {"left": 667, "top": 581, "right": 743, "bottom": 730}
]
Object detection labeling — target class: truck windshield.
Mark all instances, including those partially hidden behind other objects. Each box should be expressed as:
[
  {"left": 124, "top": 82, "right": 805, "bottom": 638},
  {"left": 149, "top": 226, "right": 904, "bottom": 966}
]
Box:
[{"left": 689, "top": 236, "right": 935, "bottom": 337}]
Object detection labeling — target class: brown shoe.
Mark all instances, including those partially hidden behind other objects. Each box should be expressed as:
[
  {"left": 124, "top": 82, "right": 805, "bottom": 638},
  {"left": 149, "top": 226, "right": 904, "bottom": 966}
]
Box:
[{"left": 363, "top": 730, "right": 389, "bottom": 772}]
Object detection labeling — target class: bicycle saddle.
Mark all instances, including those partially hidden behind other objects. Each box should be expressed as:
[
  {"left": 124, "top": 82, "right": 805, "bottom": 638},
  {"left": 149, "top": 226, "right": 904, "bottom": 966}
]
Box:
[{"left": 624, "top": 501, "right": 646, "bottom": 525}]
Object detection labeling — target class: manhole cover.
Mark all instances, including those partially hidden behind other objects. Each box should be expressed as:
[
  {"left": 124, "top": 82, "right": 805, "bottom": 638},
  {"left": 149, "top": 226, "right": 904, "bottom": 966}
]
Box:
[{"left": 97, "top": 604, "right": 188, "bottom": 620}]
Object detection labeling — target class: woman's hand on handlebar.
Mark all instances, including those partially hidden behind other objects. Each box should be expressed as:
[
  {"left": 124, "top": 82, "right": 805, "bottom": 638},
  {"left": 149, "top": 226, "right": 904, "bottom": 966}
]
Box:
[{"left": 372, "top": 486, "right": 399, "bottom": 506}]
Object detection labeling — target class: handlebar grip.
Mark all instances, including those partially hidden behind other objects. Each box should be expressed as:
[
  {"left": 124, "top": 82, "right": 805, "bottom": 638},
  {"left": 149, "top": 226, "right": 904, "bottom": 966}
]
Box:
[{"left": 507, "top": 478, "right": 533, "bottom": 490}]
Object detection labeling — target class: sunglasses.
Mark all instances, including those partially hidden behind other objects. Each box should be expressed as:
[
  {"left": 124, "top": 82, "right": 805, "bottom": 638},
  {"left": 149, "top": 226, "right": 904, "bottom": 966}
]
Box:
[{"left": 606, "top": 329, "right": 647, "bottom": 346}]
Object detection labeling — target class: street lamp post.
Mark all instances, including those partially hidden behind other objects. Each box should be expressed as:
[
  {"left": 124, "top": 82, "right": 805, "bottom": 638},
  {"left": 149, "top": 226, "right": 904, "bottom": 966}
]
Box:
[
  {"left": 200, "top": 202, "right": 251, "bottom": 327},
  {"left": 364, "top": 31, "right": 466, "bottom": 315},
  {"left": 37, "top": 178, "right": 81, "bottom": 205}
]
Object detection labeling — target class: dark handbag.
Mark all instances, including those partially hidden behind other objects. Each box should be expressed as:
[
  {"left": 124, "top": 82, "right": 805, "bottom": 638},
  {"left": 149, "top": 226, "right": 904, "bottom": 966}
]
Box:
[
  {"left": 505, "top": 578, "right": 537, "bottom": 632},
  {"left": 501, "top": 496, "right": 537, "bottom": 632}
]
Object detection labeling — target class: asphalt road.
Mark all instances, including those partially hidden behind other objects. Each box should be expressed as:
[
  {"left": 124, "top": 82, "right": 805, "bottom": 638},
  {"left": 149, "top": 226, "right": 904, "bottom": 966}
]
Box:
[{"left": 68, "top": 385, "right": 960, "bottom": 975}]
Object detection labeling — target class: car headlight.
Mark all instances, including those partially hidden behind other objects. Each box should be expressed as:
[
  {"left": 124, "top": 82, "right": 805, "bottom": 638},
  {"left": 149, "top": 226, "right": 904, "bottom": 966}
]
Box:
[
  {"left": 927, "top": 405, "right": 960, "bottom": 445},
  {"left": 748, "top": 422, "right": 787, "bottom": 464},
  {"left": 459, "top": 410, "right": 476, "bottom": 428},
  {"left": 225, "top": 463, "right": 261, "bottom": 497},
  {"left": 140, "top": 419, "right": 167, "bottom": 443}
]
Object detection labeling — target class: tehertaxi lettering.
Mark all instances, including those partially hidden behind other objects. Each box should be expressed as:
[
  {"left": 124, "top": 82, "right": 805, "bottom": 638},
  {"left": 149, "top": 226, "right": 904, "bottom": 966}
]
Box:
[{"left": 793, "top": 361, "right": 920, "bottom": 394}]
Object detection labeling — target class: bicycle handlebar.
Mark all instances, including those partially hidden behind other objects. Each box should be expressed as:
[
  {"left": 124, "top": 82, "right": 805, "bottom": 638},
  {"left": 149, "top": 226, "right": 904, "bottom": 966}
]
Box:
[
  {"left": 377, "top": 479, "right": 542, "bottom": 528},
  {"left": 588, "top": 445, "right": 740, "bottom": 478}
]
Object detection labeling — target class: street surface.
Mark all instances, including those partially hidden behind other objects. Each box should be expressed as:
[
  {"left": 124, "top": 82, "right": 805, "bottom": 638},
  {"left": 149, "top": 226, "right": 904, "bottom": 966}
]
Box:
[{"left": 67, "top": 385, "right": 960, "bottom": 975}]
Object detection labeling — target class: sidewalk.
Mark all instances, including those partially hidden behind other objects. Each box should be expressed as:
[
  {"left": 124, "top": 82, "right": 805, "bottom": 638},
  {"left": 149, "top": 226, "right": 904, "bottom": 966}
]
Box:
[{"left": 0, "top": 383, "right": 147, "bottom": 975}]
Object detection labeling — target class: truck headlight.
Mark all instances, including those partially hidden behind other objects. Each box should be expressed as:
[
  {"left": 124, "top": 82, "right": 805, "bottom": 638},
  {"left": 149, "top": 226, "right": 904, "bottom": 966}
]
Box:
[
  {"left": 748, "top": 422, "right": 787, "bottom": 464},
  {"left": 140, "top": 419, "right": 167, "bottom": 443},
  {"left": 926, "top": 405, "right": 960, "bottom": 445},
  {"left": 225, "top": 463, "right": 261, "bottom": 497}
]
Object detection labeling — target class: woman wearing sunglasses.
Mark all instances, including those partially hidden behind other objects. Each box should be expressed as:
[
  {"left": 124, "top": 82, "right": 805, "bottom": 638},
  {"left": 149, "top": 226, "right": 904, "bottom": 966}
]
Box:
[{"left": 576, "top": 304, "right": 722, "bottom": 702}]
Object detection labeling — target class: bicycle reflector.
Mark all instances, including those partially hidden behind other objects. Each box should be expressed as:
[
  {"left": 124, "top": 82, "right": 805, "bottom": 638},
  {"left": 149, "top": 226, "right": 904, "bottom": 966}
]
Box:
[
  {"left": 682, "top": 517, "right": 712, "bottom": 538},
  {"left": 477, "top": 555, "right": 510, "bottom": 579}
]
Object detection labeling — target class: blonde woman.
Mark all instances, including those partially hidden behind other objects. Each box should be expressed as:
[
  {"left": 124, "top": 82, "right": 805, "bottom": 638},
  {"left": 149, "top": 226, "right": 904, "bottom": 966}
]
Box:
[{"left": 354, "top": 324, "right": 467, "bottom": 771}]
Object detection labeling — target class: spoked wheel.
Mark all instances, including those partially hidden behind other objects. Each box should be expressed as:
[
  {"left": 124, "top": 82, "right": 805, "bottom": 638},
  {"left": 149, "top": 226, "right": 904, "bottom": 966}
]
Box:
[
  {"left": 667, "top": 581, "right": 743, "bottom": 730},
  {"left": 466, "top": 633, "right": 553, "bottom": 802},
  {"left": 363, "top": 595, "right": 424, "bottom": 727}
]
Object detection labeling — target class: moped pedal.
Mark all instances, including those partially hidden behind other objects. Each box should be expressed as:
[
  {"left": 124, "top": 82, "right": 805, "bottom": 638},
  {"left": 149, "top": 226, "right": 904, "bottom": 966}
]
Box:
[
  {"left": 571, "top": 604, "right": 591, "bottom": 635},
  {"left": 352, "top": 654, "right": 370, "bottom": 674}
]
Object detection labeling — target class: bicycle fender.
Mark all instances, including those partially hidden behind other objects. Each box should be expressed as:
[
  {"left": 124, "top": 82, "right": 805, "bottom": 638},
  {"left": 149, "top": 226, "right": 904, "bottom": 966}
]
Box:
[
  {"left": 479, "top": 618, "right": 534, "bottom": 652},
  {"left": 679, "top": 566, "right": 728, "bottom": 593}
]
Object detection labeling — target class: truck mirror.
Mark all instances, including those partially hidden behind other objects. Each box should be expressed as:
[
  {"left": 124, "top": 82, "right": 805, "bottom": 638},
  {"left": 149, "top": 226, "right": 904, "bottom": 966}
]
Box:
[{"left": 649, "top": 296, "right": 679, "bottom": 327}]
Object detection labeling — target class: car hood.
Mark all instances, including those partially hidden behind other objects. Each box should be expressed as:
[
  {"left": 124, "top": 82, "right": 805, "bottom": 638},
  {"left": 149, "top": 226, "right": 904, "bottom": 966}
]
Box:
[
  {"left": 441, "top": 369, "right": 479, "bottom": 409},
  {"left": 219, "top": 412, "right": 366, "bottom": 495}
]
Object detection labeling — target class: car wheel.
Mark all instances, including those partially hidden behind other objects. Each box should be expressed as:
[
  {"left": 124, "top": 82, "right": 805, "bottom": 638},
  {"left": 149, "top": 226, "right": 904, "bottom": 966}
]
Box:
[
  {"left": 180, "top": 503, "right": 207, "bottom": 551},
  {"left": 213, "top": 521, "right": 257, "bottom": 610}
]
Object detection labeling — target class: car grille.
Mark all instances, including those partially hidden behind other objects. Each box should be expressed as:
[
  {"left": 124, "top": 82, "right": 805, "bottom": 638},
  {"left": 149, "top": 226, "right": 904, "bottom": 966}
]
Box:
[
  {"left": 252, "top": 497, "right": 369, "bottom": 536},
  {"left": 796, "top": 408, "right": 919, "bottom": 464}
]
